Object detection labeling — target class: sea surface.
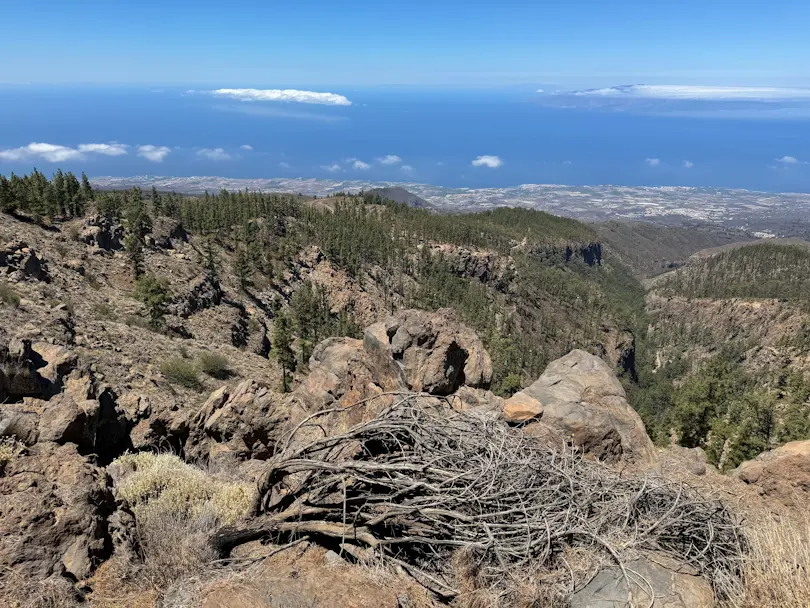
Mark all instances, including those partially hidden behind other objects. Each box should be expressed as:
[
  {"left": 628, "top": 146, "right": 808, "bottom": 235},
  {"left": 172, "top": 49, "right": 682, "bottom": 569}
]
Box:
[{"left": 2, "top": 85, "right": 810, "bottom": 193}]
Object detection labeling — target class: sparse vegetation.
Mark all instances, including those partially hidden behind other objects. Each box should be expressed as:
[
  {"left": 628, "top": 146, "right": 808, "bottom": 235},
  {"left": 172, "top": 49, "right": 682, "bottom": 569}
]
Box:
[
  {"left": 111, "top": 452, "right": 255, "bottom": 590},
  {"left": 196, "top": 351, "right": 231, "bottom": 379},
  {"left": 0, "top": 437, "right": 25, "bottom": 474},
  {"left": 0, "top": 282, "right": 20, "bottom": 308},
  {"left": 160, "top": 357, "right": 202, "bottom": 390},
  {"left": 85, "top": 272, "right": 102, "bottom": 290},
  {"left": 92, "top": 302, "right": 116, "bottom": 320},
  {"left": 725, "top": 513, "right": 810, "bottom": 608}
]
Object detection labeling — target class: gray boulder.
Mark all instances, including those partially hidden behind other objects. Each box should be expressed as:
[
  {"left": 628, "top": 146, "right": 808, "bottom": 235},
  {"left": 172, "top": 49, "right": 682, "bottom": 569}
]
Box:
[
  {"left": 570, "top": 555, "right": 714, "bottom": 608},
  {"left": 503, "top": 349, "right": 656, "bottom": 464}
]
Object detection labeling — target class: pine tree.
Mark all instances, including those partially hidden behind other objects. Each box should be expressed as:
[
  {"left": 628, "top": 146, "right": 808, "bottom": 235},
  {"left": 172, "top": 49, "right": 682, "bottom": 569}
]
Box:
[
  {"left": 202, "top": 237, "right": 220, "bottom": 284},
  {"left": 0, "top": 176, "right": 15, "bottom": 214},
  {"left": 151, "top": 185, "right": 163, "bottom": 216},
  {"left": 233, "top": 246, "right": 252, "bottom": 292},
  {"left": 135, "top": 273, "right": 171, "bottom": 329},
  {"left": 80, "top": 172, "right": 94, "bottom": 202},
  {"left": 125, "top": 235, "right": 145, "bottom": 278},
  {"left": 272, "top": 312, "right": 296, "bottom": 392}
]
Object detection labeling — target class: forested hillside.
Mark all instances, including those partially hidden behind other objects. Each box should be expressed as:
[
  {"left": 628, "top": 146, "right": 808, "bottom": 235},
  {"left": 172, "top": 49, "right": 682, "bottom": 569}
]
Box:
[
  {"left": 637, "top": 242, "right": 810, "bottom": 469},
  {"left": 656, "top": 242, "right": 810, "bottom": 302},
  {"left": 596, "top": 221, "right": 753, "bottom": 279},
  {"left": 0, "top": 170, "right": 644, "bottom": 397}
]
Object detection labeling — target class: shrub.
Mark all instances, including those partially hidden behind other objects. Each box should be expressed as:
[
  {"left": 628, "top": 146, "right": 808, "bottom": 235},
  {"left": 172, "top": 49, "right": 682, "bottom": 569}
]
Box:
[
  {"left": 114, "top": 452, "right": 255, "bottom": 526},
  {"left": 124, "top": 314, "right": 151, "bottom": 330},
  {"left": 111, "top": 452, "right": 255, "bottom": 590},
  {"left": 0, "top": 282, "right": 20, "bottom": 308},
  {"left": 197, "top": 352, "right": 231, "bottom": 379},
  {"left": 160, "top": 357, "right": 202, "bottom": 390},
  {"left": 85, "top": 272, "right": 102, "bottom": 290},
  {"left": 92, "top": 302, "right": 116, "bottom": 320}
]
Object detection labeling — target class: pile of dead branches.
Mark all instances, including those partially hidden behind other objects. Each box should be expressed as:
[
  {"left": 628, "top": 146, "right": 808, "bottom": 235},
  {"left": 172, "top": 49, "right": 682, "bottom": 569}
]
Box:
[{"left": 221, "top": 393, "right": 745, "bottom": 601}]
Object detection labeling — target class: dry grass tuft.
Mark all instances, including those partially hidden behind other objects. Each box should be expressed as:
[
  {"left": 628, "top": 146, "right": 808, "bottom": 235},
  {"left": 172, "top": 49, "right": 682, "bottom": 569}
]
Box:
[
  {"left": 724, "top": 512, "right": 810, "bottom": 608},
  {"left": 114, "top": 452, "right": 256, "bottom": 526},
  {"left": 0, "top": 570, "right": 79, "bottom": 608},
  {"left": 105, "top": 453, "right": 257, "bottom": 592}
]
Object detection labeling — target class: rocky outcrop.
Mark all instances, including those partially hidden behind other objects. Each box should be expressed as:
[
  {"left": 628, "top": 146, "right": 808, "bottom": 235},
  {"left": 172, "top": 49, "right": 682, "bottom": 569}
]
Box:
[
  {"left": 172, "top": 274, "right": 224, "bottom": 318},
  {"left": 188, "top": 380, "right": 301, "bottom": 462},
  {"left": 0, "top": 240, "right": 50, "bottom": 282},
  {"left": 732, "top": 439, "right": 810, "bottom": 505},
  {"left": 428, "top": 244, "right": 515, "bottom": 289},
  {"left": 0, "top": 442, "right": 114, "bottom": 581},
  {"left": 570, "top": 555, "right": 714, "bottom": 608},
  {"left": 503, "top": 349, "right": 656, "bottom": 464},
  {"left": 368, "top": 308, "right": 493, "bottom": 395},
  {"left": 147, "top": 217, "right": 188, "bottom": 249},
  {"left": 78, "top": 215, "right": 124, "bottom": 251}
]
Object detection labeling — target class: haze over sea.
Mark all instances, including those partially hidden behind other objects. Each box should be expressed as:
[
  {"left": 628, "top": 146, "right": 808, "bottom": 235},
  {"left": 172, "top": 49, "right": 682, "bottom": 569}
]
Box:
[{"left": 3, "top": 84, "right": 810, "bottom": 193}]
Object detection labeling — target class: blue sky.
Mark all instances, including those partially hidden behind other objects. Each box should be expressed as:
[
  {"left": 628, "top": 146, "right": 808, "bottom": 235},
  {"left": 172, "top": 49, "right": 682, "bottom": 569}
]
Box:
[{"left": 3, "top": 0, "right": 809, "bottom": 86}]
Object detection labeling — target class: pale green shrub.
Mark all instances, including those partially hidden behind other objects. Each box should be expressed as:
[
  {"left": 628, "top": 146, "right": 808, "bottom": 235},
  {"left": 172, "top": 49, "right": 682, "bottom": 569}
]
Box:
[{"left": 114, "top": 452, "right": 255, "bottom": 526}]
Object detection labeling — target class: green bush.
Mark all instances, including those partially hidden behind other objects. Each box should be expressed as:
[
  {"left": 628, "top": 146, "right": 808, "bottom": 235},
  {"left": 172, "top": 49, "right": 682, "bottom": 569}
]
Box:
[
  {"left": 160, "top": 357, "right": 202, "bottom": 390},
  {"left": 197, "top": 352, "right": 231, "bottom": 380},
  {"left": 0, "top": 282, "right": 20, "bottom": 308},
  {"left": 92, "top": 302, "right": 116, "bottom": 320}
]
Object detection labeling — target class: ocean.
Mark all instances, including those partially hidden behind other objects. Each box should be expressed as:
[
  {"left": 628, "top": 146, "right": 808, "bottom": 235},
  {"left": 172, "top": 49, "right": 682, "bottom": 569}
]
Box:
[{"left": 1, "top": 84, "right": 810, "bottom": 193}]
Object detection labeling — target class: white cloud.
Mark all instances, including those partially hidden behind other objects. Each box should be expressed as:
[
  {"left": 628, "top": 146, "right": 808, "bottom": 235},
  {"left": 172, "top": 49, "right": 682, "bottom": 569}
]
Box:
[
  {"left": 77, "top": 143, "right": 128, "bottom": 156},
  {"left": 321, "top": 163, "right": 342, "bottom": 173},
  {"left": 570, "top": 84, "right": 810, "bottom": 101},
  {"left": 0, "top": 142, "right": 85, "bottom": 162},
  {"left": 471, "top": 155, "right": 503, "bottom": 168},
  {"left": 353, "top": 160, "right": 371, "bottom": 170},
  {"left": 279, "top": 162, "right": 291, "bottom": 169},
  {"left": 400, "top": 165, "right": 414, "bottom": 173},
  {"left": 776, "top": 155, "right": 802, "bottom": 164},
  {"left": 197, "top": 148, "right": 232, "bottom": 161},
  {"left": 377, "top": 154, "right": 402, "bottom": 165},
  {"left": 683, "top": 160, "right": 694, "bottom": 168},
  {"left": 536, "top": 89, "right": 545, "bottom": 93},
  {"left": 211, "top": 88, "right": 352, "bottom": 106},
  {"left": 137, "top": 145, "right": 171, "bottom": 162},
  {"left": 240, "top": 144, "right": 253, "bottom": 151},
  {"left": 645, "top": 158, "right": 661, "bottom": 167}
]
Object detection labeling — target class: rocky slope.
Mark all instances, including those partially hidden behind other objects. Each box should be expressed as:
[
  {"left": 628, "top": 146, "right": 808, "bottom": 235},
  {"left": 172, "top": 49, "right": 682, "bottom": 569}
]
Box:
[{"left": 1, "top": 193, "right": 809, "bottom": 607}]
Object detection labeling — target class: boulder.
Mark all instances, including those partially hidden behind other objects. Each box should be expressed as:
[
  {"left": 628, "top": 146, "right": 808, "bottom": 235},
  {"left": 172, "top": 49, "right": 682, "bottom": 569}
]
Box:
[
  {"left": 188, "top": 380, "right": 300, "bottom": 462},
  {"left": 367, "top": 308, "right": 492, "bottom": 395},
  {"left": 31, "top": 341, "right": 78, "bottom": 387},
  {"left": 0, "top": 406, "right": 40, "bottom": 444},
  {"left": 149, "top": 217, "right": 188, "bottom": 249},
  {"left": 732, "top": 439, "right": 810, "bottom": 505},
  {"left": 0, "top": 240, "right": 50, "bottom": 282},
  {"left": 78, "top": 215, "right": 124, "bottom": 251},
  {"left": 297, "top": 337, "right": 391, "bottom": 412},
  {"left": 503, "top": 349, "right": 656, "bottom": 464},
  {"left": 0, "top": 337, "right": 49, "bottom": 401},
  {"left": 570, "top": 555, "right": 714, "bottom": 608},
  {"left": 0, "top": 442, "right": 113, "bottom": 581}
]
